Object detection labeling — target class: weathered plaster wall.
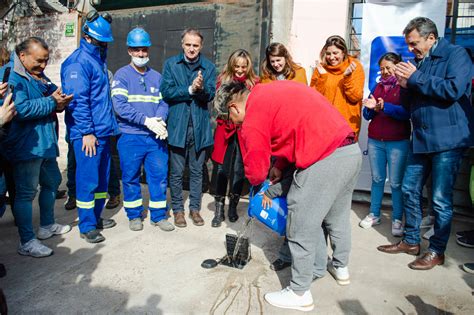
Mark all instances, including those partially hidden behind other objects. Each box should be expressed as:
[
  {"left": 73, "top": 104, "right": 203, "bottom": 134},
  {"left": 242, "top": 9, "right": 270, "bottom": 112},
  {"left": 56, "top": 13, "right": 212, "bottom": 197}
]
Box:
[{"left": 9, "top": 11, "right": 79, "bottom": 85}]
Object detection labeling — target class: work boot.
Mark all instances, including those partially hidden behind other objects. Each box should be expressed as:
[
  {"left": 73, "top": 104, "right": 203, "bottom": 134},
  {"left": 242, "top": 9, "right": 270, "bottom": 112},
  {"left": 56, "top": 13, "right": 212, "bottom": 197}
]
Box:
[
  {"left": 211, "top": 196, "right": 225, "bottom": 228},
  {"left": 189, "top": 210, "right": 204, "bottom": 226},
  {"left": 173, "top": 211, "right": 187, "bottom": 228},
  {"left": 64, "top": 196, "right": 76, "bottom": 210},
  {"left": 97, "top": 218, "right": 117, "bottom": 229},
  {"left": 228, "top": 193, "right": 240, "bottom": 223},
  {"left": 80, "top": 229, "right": 105, "bottom": 243},
  {"left": 129, "top": 218, "right": 143, "bottom": 231},
  {"left": 56, "top": 189, "right": 67, "bottom": 199},
  {"left": 106, "top": 195, "right": 121, "bottom": 209}
]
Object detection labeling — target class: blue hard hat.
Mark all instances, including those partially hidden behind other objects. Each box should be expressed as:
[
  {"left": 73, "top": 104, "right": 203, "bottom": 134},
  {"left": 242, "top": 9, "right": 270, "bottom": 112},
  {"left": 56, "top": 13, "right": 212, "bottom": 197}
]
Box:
[
  {"left": 127, "top": 28, "right": 152, "bottom": 47},
  {"left": 83, "top": 14, "right": 114, "bottom": 43}
]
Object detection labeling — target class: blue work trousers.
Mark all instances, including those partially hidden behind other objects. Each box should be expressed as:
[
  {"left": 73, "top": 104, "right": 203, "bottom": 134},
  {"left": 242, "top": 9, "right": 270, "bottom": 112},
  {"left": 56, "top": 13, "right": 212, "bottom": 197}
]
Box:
[
  {"left": 73, "top": 137, "right": 111, "bottom": 233},
  {"left": 118, "top": 133, "right": 168, "bottom": 222}
]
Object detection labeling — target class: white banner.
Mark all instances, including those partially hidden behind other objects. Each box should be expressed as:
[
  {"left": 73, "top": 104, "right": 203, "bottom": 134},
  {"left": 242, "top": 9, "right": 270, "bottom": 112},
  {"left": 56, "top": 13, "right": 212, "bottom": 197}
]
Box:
[{"left": 356, "top": 0, "right": 447, "bottom": 192}]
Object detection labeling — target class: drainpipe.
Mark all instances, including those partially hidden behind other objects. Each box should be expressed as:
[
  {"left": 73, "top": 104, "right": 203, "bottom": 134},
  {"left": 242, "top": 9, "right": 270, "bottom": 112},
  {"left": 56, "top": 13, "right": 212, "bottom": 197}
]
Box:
[{"left": 270, "top": 0, "right": 294, "bottom": 45}]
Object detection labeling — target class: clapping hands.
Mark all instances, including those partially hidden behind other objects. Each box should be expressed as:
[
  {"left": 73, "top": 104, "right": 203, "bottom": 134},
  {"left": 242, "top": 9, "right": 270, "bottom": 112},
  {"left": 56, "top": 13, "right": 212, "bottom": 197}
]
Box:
[
  {"left": 363, "top": 95, "right": 384, "bottom": 112},
  {"left": 191, "top": 70, "right": 204, "bottom": 93}
]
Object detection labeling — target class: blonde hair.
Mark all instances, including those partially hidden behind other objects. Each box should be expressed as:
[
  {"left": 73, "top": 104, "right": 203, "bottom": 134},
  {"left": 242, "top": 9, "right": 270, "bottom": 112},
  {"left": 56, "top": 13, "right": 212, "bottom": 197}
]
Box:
[
  {"left": 260, "top": 42, "right": 301, "bottom": 81},
  {"left": 219, "top": 49, "right": 258, "bottom": 88}
]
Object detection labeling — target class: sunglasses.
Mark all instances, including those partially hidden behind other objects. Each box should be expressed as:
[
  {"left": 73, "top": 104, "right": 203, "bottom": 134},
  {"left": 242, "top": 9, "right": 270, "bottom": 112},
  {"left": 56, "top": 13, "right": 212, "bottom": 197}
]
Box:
[{"left": 139, "top": 77, "right": 147, "bottom": 92}]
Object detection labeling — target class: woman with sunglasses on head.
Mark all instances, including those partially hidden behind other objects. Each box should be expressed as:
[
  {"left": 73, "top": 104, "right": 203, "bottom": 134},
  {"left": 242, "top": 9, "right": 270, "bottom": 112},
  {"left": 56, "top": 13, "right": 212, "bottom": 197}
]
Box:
[
  {"left": 359, "top": 52, "right": 410, "bottom": 236},
  {"left": 260, "top": 43, "right": 307, "bottom": 85},
  {"left": 211, "top": 49, "right": 259, "bottom": 227},
  {"left": 311, "top": 35, "right": 364, "bottom": 138}
]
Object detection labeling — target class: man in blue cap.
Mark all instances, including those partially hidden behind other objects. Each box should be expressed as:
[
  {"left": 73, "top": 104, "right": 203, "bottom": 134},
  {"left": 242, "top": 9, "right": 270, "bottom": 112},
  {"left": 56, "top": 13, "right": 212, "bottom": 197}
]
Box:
[
  {"left": 111, "top": 28, "right": 172, "bottom": 232},
  {"left": 61, "top": 11, "right": 119, "bottom": 243}
]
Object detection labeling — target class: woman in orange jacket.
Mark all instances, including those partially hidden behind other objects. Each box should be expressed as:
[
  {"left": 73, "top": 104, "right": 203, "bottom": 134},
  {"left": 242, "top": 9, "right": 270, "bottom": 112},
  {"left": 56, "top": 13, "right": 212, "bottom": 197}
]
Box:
[
  {"left": 311, "top": 35, "right": 365, "bottom": 138},
  {"left": 260, "top": 43, "right": 307, "bottom": 85}
]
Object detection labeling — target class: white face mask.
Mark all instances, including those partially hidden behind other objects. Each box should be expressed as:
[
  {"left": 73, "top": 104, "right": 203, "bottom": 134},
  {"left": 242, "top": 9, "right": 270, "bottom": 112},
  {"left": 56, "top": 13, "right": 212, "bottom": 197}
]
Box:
[{"left": 132, "top": 56, "right": 149, "bottom": 68}]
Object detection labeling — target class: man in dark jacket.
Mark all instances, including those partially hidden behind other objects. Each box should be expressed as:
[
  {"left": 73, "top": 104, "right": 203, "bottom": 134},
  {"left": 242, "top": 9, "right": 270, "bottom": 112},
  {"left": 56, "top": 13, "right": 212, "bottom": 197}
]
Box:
[
  {"left": 161, "top": 28, "right": 217, "bottom": 228},
  {"left": 378, "top": 17, "right": 474, "bottom": 270},
  {"left": 3, "top": 37, "right": 73, "bottom": 257}
]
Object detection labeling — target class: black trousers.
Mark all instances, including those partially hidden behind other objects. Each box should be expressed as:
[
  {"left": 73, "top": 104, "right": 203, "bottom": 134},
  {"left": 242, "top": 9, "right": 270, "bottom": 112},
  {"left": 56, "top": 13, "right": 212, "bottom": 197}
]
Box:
[{"left": 214, "top": 134, "right": 245, "bottom": 197}]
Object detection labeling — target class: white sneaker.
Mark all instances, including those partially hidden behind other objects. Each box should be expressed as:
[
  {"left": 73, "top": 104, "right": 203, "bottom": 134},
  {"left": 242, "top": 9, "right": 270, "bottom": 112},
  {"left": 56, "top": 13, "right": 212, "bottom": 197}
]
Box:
[
  {"left": 264, "top": 287, "right": 314, "bottom": 312},
  {"left": 359, "top": 213, "right": 381, "bottom": 229},
  {"left": 423, "top": 226, "right": 434, "bottom": 240},
  {"left": 391, "top": 219, "right": 404, "bottom": 237},
  {"left": 327, "top": 261, "right": 350, "bottom": 285},
  {"left": 420, "top": 215, "right": 435, "bottom": 228},
  {"left": 37, "top": 223, "right": 72, "bottom": 240},
  {"left": 18, "top": 239, "right": 53, "bottom": 258}
]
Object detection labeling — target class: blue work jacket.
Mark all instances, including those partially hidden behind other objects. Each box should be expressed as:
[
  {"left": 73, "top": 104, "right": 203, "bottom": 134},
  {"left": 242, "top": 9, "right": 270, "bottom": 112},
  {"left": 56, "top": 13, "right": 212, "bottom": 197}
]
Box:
[{"left": 61, "top": 38, "right": 118, "bottom": 140}]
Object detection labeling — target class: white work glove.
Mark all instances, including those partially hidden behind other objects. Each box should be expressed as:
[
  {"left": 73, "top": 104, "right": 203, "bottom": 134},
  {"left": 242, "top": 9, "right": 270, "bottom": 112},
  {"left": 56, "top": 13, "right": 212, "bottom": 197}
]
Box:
[{"left": 144, "top": 117, "right": 168, "bottom": 140}]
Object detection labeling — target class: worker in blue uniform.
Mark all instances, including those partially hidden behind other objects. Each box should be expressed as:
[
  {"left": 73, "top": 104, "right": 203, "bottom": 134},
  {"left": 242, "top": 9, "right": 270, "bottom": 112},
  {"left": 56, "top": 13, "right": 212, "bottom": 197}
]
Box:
[
  {"left": 111, "top": 28, "right": 173, "bottom": 232},
  {"left": 61, "top": 11, "right": 119, "bottom": 243}
]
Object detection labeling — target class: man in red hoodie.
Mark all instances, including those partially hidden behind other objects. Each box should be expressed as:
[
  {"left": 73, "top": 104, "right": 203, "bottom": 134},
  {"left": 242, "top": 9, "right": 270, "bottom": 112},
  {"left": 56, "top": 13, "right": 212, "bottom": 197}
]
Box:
[{"left": 214, "top": 80, "right": 362, "bottom": 311}]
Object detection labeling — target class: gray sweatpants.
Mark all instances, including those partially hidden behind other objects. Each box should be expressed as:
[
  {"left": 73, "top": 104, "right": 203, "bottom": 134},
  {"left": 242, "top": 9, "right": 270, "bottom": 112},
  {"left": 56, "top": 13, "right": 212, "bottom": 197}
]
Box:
[{"left": 286, "top": 144, "right": 362, "bottom": 292}]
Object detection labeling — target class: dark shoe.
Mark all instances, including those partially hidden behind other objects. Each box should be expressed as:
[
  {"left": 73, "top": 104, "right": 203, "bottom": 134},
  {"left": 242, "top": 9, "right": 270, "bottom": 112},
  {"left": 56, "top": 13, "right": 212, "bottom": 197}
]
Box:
[
  {"left": 457, "top": 236, "right": 474, "bottom": 248},
  {"left": 64, "top": 196, "right": 76, "bottom": 210},
  {"left": 228, "top": 193, "right": 240, "bottom": 222},
  {"left": 80, "top": 229, "right": 105, "bottom": 243},
  {"left": 270, "top": 258, "right": 291, "bottom": 271},
  {"left": 105, "top": 195, "right": 120, "bottom": 209},
  {"left": 456, "top": 230, "right": 474, "bottom": 238},
  {"left": 97, "top": 218, "right": 117, "bottom": 229},
  {"left": 455, "top": 229, "right": 474, "bottom": 239},
  {"left": 462, "top": 262, "right": 474, "bottom": 274},
  {"left": 377, "top": 241, "right": 420, "bottom": 255},
  {"left": 173, "top": 211, "right": 187, "bottom": 228},
  {"left": 189, "top": 210, "right": 204, "bottom": 226},
  {"left": 211, "top": 196, "right": 225, "bottom": 228},
  {"left": 56, "top": 189, "right": 67, "bottom": 199},
  {"left": 408, "top": 251, "right": 444, "bottom": 270}
]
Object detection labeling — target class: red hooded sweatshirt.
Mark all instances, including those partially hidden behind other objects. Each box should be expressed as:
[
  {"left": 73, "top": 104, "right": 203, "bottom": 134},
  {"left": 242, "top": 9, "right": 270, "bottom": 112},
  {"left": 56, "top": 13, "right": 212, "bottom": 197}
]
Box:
[{"left": 242, "top": 80, "right": 353, "bottom": 186}]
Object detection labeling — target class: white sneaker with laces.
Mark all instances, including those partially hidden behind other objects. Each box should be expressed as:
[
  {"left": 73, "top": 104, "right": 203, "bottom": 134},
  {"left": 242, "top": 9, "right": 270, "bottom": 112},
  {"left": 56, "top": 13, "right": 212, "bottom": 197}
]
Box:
[
  {"left": 37, "top": 223, "right": 72, "bottom": 240},
  {"left": 423, "top": 226, "right": 434, "bottom": 240},
  {"left": 327, "top": 261, "right": 350, "bottom": 285},
  {"left": 18, "top": 239, "right": 53, "bottom": 258},
  {"left": 391, "top": 219, "right": 404, "bottom": 237},
  {"left": 420, "top": 215, "right": 435, "bottom": 228},
  {"left": 359, "top": 213, "right": 381, "bottom": 229},
  {"left": 264, "top": 287, "right": 314, "bottom": 312}
]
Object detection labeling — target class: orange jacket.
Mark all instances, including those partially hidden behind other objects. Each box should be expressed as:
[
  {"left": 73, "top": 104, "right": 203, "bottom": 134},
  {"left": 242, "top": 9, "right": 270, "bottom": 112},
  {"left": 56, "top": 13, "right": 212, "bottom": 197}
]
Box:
[
  {"left": 310, "top": 56, "right": 364, "bottom": 136},
  {"left": 261, "top": 66, "right": 307, "bottom": 85}
]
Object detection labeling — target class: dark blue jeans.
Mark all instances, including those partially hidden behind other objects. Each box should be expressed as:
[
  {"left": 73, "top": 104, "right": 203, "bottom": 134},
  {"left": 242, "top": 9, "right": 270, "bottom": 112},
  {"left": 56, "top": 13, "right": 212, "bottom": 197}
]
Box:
[
  {"left": 66, "top": 136, "right": 121, "bottom": 198},
  {"left": 169, "top": 123, "right": 206, "bottom": 212},
  {"left": 12, "top": 158, "right": 61, "bottom": 244},
  {"left": 402, "top": 147, "right": 465, "bottom": 254}
]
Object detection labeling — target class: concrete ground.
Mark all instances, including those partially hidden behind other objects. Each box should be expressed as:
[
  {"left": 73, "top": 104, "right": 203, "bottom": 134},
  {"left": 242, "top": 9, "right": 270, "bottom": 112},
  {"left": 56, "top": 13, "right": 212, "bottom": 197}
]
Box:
[{"left": 1, "top": 183, "right": 474, "bottom": 314}]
